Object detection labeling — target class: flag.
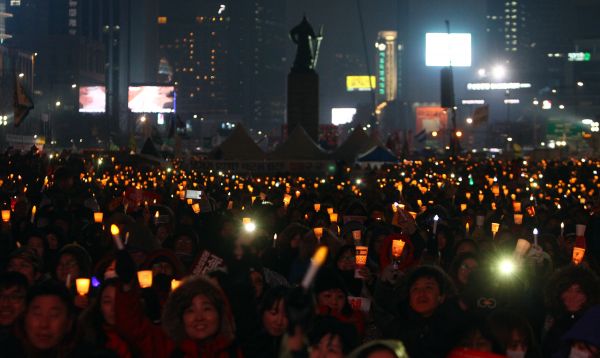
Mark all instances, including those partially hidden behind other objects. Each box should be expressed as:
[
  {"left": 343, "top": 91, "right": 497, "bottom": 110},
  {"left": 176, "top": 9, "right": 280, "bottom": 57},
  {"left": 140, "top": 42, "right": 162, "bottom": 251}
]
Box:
[
  {"left": 414, "top": 129, "right": 427, "bottom": 143},
  {"left": 13, "top": 74, "right": 34, "bottom": 127},
  {"left": 472, "top": 104, "right": 489, "bottom": 126}
]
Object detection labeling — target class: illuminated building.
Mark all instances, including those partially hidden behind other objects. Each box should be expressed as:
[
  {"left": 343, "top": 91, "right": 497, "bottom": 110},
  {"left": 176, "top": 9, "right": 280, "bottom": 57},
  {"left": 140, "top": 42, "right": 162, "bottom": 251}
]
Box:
[{"left": 375, "top": 31, "right": 400, "bottom": 102}]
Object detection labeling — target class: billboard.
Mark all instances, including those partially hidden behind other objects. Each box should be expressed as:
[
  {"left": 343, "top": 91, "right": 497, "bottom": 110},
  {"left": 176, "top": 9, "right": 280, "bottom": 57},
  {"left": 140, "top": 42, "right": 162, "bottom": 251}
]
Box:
[
  {"left": 415, "top": 106, "right": 448, "bottom": 134},
  {"left": 332, "top": 108, "right": 356, "bottom": 126},
  {"left": 425, "top": 33, "right": 472, "bottom": 67},
  {"left": 346, "top": 76, "right": 376, "bottom": 92},
  {"left": 79, "top": 86, "right": 106, "bottom": 113},
  {"left": 128, "top": 86, "right": 175, "bottom": 113}
]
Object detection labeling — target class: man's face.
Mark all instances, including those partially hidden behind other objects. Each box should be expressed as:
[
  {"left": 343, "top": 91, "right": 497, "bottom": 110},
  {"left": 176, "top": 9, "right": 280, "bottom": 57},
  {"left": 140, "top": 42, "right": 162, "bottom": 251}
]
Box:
[
  {"left": 409, "top": 277, "right": 444, "bottom": 317},
  {"left": 0, "top": 286, "right": 26, "bottom": 326},
  {"left": 25, "top": 295, "right": 72, "bottom": 351}
]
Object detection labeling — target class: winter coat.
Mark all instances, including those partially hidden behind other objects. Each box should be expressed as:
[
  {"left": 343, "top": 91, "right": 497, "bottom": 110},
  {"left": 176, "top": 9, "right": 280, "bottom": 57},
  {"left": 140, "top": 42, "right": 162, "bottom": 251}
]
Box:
[{"left": 115, "top": 283, "right": 243, "bottom": 358}]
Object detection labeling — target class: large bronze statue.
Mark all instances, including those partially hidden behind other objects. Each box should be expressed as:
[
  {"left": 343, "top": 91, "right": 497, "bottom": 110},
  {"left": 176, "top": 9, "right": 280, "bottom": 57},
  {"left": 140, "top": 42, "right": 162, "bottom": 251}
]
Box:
[{"left": 290, "top": 16, "right": 323, "bottom": 73}]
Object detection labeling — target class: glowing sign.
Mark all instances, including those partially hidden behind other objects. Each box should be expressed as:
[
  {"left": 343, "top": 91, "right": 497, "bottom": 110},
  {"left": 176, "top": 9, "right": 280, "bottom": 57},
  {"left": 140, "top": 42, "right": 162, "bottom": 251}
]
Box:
[
  {"left": 79, "top": 86, "right": 106, "bottom": 113},
  {"left": 332, "top": 108, "right": 356, "bottom": 126},
  {"left": 425, "top": 33, "right": 472, "bottom": 67},
  {"left": 128, "top": 86, "right": 175, "bottom": 113},
  {"left": 346, "top": 76, "right": 376, "bottom": 92},
  {"left": 568, "top": 52, "right": 591, "bottom": 62},
  {"left": 467, "top": 82, "right": 532, "bottom": 90}
]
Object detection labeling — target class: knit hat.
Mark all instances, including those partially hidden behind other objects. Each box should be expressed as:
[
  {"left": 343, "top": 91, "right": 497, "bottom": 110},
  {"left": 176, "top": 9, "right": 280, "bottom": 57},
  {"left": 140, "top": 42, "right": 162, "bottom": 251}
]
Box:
[{"left": 57, "top": 244, "right": 92, "bottom": 277}]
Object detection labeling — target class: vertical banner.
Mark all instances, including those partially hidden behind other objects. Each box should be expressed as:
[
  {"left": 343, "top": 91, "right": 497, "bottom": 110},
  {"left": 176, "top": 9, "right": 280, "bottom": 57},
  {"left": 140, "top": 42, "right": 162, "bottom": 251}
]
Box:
[{"left": 68, "top": 0, "right": 77, "bottom": 35}]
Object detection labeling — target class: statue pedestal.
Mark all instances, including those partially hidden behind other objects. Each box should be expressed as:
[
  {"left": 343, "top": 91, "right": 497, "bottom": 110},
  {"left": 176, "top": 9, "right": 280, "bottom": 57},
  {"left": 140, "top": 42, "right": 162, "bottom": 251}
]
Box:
[{"left": 287, "top": 71, "right": 319, "bottom": 141}]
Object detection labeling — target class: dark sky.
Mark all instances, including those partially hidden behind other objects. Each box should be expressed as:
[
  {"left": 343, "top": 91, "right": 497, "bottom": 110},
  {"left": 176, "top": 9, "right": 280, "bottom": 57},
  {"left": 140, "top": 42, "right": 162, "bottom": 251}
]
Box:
[{"left": 285, "top": 0, "right": 399, "bottom": 60}]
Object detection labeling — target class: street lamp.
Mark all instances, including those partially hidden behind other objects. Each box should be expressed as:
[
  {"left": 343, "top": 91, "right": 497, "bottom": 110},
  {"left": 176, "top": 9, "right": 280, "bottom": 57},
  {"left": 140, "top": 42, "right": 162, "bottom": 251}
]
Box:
[
  {"left": 18, "top": 73, "right": 24, "bottom": 78},
  {"left": 478, "top": 68, "right": 486, "bottom": 77},
  {"left": 466, "top": 117, "right": 473, "bottom": 124},
  {"left": 577, "top": 81, "right": 584, "bottom": 87},
  {"left": 55, "top": 101, "right": 61, "bottom": 107}
]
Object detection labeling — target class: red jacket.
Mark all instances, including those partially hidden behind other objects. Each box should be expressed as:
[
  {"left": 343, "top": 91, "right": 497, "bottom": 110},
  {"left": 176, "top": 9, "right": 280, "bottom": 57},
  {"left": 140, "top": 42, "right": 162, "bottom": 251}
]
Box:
[{"left": 115, "top": 286, "right": 243, "bottom": 358}]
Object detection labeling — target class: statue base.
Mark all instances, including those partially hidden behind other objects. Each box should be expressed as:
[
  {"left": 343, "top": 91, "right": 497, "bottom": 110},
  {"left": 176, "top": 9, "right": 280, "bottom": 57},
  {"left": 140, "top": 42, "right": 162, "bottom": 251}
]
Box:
[{"left": 287, "top": 71, "right": 319, "bottom": 142}]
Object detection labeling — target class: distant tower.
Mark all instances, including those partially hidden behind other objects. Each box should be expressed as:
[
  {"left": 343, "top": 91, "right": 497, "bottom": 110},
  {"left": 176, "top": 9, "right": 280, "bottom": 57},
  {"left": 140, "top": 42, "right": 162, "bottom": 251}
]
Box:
[{"left": 376, "top": 31, "right": 398, "bottom": 102}]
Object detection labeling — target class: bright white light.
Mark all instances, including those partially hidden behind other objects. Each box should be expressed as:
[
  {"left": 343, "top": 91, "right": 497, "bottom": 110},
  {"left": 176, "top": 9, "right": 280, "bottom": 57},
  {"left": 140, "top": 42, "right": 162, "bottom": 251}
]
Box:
[
  {"left": 507, "top": 137, "right": 513, "bottom": 142},
  {"left": 18, "top": 73, "right": 24, "bottom": 78},
  {"left": 582, "top": 119, "right": 593, "bottom": 125},
  {"left": 243, "top": 222, "right": 256, "bottom": 233},
  {"left": 157, "top": 113, "right": 165, "bottom": 125},
  {"left": 542, "top": 100, "right": 552, "bottom": 110},
  {"left": 478, "top": 68, "right": 486, "bottom": 77},
  {"left": 498, "top": 258, "right": 515, "bottom": 275},
  {"left": 139, "top": 115, "right": 147, "bottom": 123},
  {"left": 559, "top": 105, "right": 565, "bottom": 109},
  {"left": 377, "top": 43, "right": 386, "bottom": 51},
  {"left": 71, "top": 83, "right": 77, "bottom": 88},
  {"left": 533, "top": 100, "right": 539, "bottom": 105},
  {"left": 425, "top": 33, "right": 472, "bottom": 67},
  {"left": 466, "top": 117, "right": 473, "bottom": 124},
  {"left": 331, "top": 108, "right": 356, "bottom": 126},
  {"left": 492, "top": 65, "right": 506, "bottom": 80},
  {"left": 577, "top": 81, "right": 584, "bottom": 87},
  {"left": 55, "top": 101, "right": 61, "bottom": 107}
]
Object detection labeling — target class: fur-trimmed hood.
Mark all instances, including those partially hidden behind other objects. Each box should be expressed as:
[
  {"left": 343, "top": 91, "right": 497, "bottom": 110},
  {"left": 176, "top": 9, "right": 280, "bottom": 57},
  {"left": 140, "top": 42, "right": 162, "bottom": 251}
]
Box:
[{"left": 161, "top": 277, "right": 236, "bottom": 343}]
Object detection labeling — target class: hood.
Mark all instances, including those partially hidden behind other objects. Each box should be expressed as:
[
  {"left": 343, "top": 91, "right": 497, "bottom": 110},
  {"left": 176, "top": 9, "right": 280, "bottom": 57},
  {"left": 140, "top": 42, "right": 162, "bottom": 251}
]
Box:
[{"left": 562, "top": 305, "right": 600, "bottom": 348}]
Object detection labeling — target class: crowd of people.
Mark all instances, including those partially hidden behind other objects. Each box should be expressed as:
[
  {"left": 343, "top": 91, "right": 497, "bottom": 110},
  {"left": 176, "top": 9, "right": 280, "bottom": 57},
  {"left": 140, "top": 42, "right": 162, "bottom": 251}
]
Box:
[{"left": 0, "top": 147, "right": 598, "bottom": 358}]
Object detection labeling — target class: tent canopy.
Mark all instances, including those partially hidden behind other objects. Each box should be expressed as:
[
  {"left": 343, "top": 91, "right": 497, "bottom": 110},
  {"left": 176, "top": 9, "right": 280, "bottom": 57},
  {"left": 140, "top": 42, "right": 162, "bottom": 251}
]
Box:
[
  {"left": 210, "top": 125, "right": 265, "bottom": 160},
  {"left": 270, "top": 126, "right": 329, "bottom": 161},
  {"left": 357, "top": 145, "right": 399, "bottom": 163},
  {"left": 333, "top": 126, "right": 380, "bottom": 163}
]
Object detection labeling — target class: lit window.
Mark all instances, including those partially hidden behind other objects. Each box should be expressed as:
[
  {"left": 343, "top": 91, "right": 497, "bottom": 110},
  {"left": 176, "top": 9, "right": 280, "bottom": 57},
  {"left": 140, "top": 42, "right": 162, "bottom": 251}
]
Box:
[
  {"left": 158, "top": 16, "right": 167, "bottom": 24},
  {"left": 10, "top": 0, "right": 21, "bottom": 6}
]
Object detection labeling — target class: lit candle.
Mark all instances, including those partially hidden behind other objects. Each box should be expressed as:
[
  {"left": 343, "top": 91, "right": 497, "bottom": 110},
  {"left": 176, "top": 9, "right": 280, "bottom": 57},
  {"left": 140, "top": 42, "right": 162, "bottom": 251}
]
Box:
[
  {"left": 110, "top": 224, "right": 124, "bottom": 250},
  {"left": 514, "top": 213, "right": 523, "bottom": 225},
  {"left": 392, "top": 239, "right": 406, "bottom": 259},
  {"left": 560, "top": 222, "right": 564, "bottom": 237},
  {"left": 533, "top": 228, "right": 538, "bottom": 246},
  {"left": 314, "top": 203, "right": 321, "bottom": 212},
  {"left": 352, "top": 230, "right": 361, "bottom": 243},
  {"left": 572, "top": 247, "right": 586, "bottom": 265},
  {"left": 491, "top": 222, "right": 500, "bottom": 238},
  {"left": 433, "top": 215, "right": 439, "bottom": 234},
  {"left": 1, "top": 210, "right": 10, "bottom": 223},
  {"left": 30, "top": 205, "right": 36, "bottom": 224},
  {"left": 327, "top": 207, "right": 334, "bottom": 215},
  {"left": 137, "top": 270, "right": 153, "bottom": 288},
  {"left": 465, "top": 222, "right": 470, "bottom": 235},
  {"left": 75, "top": 278, "right": 90, "bottom": 296},
  {"left": 355, "top": 246, "right": 368, "bottom": 266},
  {"left": 283, "top": 194, "right": 291, "bottom": 208},
  {"left": 513, "top": 202, "right": 522, "bottom": 213},
  {"left": 273, "top": 233, "right": 277, "bottom": 248},
  {"left": 460, "top": 203, "right": 467, "bottom": 212},
  {"left": 329, "top": 213, "right": 338, "bottom": 223},
  {"left": 192, "top": 203, "right": 201, "bottom": 214},
  {"left": 94, "top": 212, "right": 103, "bottom": 223},
  {"left": 313, "top": 227, "right": 323, "bottom": 242},
  {"left": 408, "top": 211, "right": 417, "bottom": 220},
  {"left": 301, "top": 246, "right": 329, "bottom": 290},
  {"left": 171, "top": 279, "right": 182, "bottom": 291}
]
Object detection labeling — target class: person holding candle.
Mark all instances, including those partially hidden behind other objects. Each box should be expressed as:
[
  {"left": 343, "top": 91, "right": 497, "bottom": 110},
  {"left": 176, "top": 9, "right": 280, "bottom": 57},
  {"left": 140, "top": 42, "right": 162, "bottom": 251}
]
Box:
[
  {"left": 0, "top": 271, "right": 28, "bottom": 348},
  {"left": 333, "top": 245, "right": 364, "bottom": 297},
  {"left": 79, "top": 278, "right": 136, "bottom": 357},
  {"left": 313, "top": 267, "right": 365, "bottom": 338}
]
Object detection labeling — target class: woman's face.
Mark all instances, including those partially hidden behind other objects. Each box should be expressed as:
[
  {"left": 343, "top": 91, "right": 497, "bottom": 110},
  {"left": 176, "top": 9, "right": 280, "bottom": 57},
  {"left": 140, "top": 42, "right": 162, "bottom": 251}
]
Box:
[
  {"left": 56, "top": 253, "right": 81, "bottom": 283},
  {"left": 100, "top": 286, "right": 116, "bottom": 326},
  {"left": 317, "top": 289, "right": 346, "bottom": 314},
  {"left": 457, "top": 258, "right": 478, "bottom": 286},
  {"left": 183, "top": 295, "right": 220, "bottom": 341},
  {"left": 506, "top": 329, "right": 527, "bottom": 355},
  {"left": 174, "top": 236, "right": 193, "bottom": 255},
  {"left": 45, "top": 234, "right": 59, "bottom": 251},
  {"left": 561, "top": 284, "right": 587, "bottom": 313},
  {"left": 262, "top": 299, "right": 288, "bottom": 337},
  {"left": 437, "top": 232, "right": 447, "bottom": 250},
  {"left": 336, "top": 250, "right": 355, "bottom": 272}
]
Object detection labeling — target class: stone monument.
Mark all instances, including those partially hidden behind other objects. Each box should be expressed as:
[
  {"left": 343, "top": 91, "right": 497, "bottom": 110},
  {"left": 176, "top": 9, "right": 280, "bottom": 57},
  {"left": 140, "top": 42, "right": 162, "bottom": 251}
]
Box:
[{"left": 287, "top": 16, "right": 322, "bottom": 142}]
